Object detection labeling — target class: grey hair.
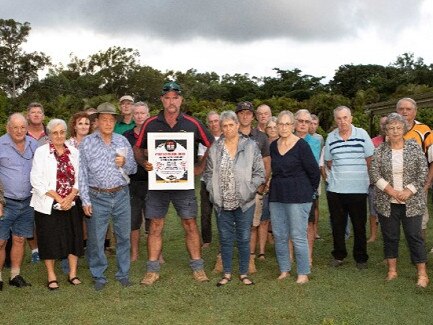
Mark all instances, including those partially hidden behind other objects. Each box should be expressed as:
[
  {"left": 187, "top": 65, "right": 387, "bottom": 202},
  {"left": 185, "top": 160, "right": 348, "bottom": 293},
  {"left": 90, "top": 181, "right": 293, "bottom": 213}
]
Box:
[
  {"left": 256, "top": 104, "right": 271, "bottom": 113},
  {"left": 207, "top": 110, "right": 219, "bottom": 119},
  {"left": 294, "top": 109, "right": 311, "bottom": 120},
  {"left": 396, "top": 97, "right": 417, "bottom": 111},
  {"left": 220, "top": 110, "right": 238, "bottom": 126},
  {"left": 384, "top": 112, "right": 409, "bottom": 134},
  {"left": 266, "top": 116, "right": 277, "bottom": 127},
  {"left": 311, "top": 114, "right": 319, "bottom": 122},
  {"left": 27, "top": 102, "right": 44, "bottom": 113},
  {"left": 133, "top": 101, "right": 149, "bottom": 113},
  {"left": 277, "top": 110, "right": 295, "bottom": 124},
  {"left": 46, "top": 118, "right": 67, "bottom": 134},
  {"left": 7, "top": 113, "right": 28, "bottom": 128},
  {"left": 333, "top": 106, "right": 352, "bottom": 118}
]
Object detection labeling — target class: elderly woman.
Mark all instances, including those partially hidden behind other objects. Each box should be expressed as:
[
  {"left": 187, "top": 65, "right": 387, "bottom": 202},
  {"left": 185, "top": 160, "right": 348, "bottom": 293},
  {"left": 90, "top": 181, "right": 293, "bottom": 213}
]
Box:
[
  {"left": 269, "top": 111, "right": 320, "bottom": 284},
  {"left": 265, "top": 117, "right": 279, "bottom": 143},
  {"left": 204, "top": 110, "right": 265, "bottom": 286},
  {"left": 66, "top": 112, "right": 91, "bottom": 148},
  {"left": 370, "top": 112, "right": 428, "bottom": 287},
  {"left": 30, "top": 119, "right": 83, "bottom": 290}
]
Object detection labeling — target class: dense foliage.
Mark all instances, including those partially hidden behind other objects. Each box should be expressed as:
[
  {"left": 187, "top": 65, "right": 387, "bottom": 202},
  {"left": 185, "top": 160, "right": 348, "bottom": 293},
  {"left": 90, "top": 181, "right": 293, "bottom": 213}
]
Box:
[{"left": 1, "top": 19, "right": 433, "bottom": 135}]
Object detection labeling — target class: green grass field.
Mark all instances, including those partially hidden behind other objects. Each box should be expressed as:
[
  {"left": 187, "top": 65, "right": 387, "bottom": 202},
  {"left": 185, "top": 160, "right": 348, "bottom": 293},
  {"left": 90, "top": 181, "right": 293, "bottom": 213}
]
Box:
[{"left": 1, "top": 184, "right": 433, "bottom": 325}]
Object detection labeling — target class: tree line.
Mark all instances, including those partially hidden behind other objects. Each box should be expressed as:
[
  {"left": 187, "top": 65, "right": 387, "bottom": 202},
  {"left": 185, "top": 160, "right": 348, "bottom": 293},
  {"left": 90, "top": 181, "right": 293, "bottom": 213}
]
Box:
[{"left": 1, "top": 18, "right": 433, "bottom": 135}]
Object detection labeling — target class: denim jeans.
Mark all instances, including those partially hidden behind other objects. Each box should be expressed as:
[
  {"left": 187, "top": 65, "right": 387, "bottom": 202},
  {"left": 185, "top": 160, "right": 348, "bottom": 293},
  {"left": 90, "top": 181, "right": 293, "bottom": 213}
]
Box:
[
  {"left": 378, "top": 204, "right": 426, "bottom": 264},
  {"left": 269, "top": 202, "right": 311, "bottom": 275},
  {"left": 217, "top": 205, "right": 254, "bottom": 275},
  {"left": 86, "top": 186, "right": 131, "bottom": 283}
]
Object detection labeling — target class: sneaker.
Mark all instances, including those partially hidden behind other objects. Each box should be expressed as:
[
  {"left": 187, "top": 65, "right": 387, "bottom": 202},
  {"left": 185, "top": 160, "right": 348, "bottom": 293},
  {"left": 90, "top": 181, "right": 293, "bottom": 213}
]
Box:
[
  {"left": 330, "top": 259, "right": 344, "bottom": 267},
  {"left": 31, "top": 252, "right": 40, "bottom": 264},
  {"left": 193, "top": 269, "right": 209, "bottom": 282},
  {"left": 118, "top": 278, "right": 133, "bottom": 287},
  {"left": 356, "top": 262, "right": 368, "bottom": 270},
  {"left": 9, "top": 275, "right": 32, "bottom": 288},
  {"left": 140, "top": 272, "right": 160, "bottom": 286},
  {"left": 94, "top": 281, "right": 106, "bottom": 291}
]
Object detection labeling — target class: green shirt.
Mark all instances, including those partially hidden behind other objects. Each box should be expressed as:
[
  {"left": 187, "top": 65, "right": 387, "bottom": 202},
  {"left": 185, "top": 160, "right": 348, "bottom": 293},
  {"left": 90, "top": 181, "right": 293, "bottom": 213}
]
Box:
[{"left": 114, "top": 120, "right": 135, "bottom": 135}]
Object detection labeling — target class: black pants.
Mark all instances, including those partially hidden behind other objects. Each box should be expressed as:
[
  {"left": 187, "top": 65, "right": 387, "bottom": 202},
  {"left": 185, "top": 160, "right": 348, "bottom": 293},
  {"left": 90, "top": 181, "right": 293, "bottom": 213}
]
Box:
[
  {"left": 200, "top": 181, "right": 214, "bottom": 244},
  {"left": 327, "top": 191, "right": 368, "bottom": 263},
  {"left": 378, "top": 204, "right": 426, "bottom": 264}
]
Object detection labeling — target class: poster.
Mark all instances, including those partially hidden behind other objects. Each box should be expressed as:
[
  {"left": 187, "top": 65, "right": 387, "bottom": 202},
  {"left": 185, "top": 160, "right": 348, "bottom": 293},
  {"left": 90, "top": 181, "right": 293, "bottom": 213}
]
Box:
[{"left": 147, "top": 132, "right": 195, "bottom": 190}]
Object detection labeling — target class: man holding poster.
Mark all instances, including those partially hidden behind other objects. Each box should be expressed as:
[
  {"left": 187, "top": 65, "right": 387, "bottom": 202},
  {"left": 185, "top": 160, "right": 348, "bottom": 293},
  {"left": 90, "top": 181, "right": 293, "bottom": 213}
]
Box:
[{"left": 134, "top": 82, "right": 214, "bottom": 285}]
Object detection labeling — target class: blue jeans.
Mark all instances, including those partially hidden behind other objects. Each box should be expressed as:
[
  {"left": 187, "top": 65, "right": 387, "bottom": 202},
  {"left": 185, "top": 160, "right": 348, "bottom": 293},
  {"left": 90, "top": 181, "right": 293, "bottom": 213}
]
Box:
[
  {"left": 86, "top": 187, "right": 131, "bottom": 283},
  {"left": 270, "top": 202, "right": 311, "bottom": 275},
  {"left": 217, "top": 205, "right": 254, "bottom": 275}
]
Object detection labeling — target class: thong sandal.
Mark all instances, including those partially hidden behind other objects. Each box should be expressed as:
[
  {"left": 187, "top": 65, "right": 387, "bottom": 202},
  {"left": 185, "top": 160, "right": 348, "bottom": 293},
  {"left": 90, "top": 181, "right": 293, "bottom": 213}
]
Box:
[
  {"left": 239, "top": 276, "right": 255, "bottom": 286},
  {"left": 47, "top": 280, "right": 59, "bottom": 290},
  {"left": 68, "top": 276, "right": 82, "bottom": 286},
  {"left": 216, "top": 276, "right": 232, "bottom": 287}
]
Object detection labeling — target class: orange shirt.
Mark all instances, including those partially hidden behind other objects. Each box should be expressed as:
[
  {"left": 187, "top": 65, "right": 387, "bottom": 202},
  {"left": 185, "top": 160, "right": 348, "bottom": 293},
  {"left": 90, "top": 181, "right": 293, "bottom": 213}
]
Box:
[{"left": 403, "top": 120, "right": 433, "bottom": 153}]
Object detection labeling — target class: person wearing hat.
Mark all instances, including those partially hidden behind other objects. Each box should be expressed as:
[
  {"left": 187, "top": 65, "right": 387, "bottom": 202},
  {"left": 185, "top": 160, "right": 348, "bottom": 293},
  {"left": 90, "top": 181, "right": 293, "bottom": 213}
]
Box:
[
  {"left": 134, "top": 81, "right": 214, "bottom": 285},
  {"left": 234, "top": 102, "right": 271, "bottom": 273},
  {"left": 78, "top": 102, "right": 137, "bottom": 291},
  {"left": 114, "top": 95, "right": 135, "bottom": 135}
]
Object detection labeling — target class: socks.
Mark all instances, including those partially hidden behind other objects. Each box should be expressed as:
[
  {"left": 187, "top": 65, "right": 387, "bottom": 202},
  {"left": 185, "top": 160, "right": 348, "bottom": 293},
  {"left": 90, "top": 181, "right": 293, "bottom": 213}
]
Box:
[{"left": 10, "top": 267, "right": 20, "bottom": 279}]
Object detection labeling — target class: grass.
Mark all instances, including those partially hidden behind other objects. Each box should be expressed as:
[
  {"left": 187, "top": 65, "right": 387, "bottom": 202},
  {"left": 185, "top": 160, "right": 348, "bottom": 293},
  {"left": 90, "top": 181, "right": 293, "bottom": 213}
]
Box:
[{"left": 1, "top": 183, "right": 433, "bottom": 325}]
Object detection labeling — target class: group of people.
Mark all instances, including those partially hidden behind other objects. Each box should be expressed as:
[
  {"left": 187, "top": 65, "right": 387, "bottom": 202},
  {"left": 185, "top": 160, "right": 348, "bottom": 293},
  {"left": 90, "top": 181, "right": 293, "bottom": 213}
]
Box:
[{"left": 0, "top": 80, "right": 432, "bottom": 291}]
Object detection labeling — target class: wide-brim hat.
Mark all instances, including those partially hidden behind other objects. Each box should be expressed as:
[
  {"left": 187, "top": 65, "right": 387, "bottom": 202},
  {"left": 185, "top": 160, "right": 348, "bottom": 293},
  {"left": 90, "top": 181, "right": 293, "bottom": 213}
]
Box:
[{"left": 96, "top": 102, "right": 118, "bottom": 115}]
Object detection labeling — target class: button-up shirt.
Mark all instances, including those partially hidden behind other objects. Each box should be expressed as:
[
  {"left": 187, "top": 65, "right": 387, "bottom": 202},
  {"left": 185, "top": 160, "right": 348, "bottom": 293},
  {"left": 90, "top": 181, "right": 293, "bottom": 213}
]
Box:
[
  {"left": 78, "top": 131, "right": 137, "bottom": 206},
  {"left": 0, "top": 134, "right": 38, "bottom": 200}
]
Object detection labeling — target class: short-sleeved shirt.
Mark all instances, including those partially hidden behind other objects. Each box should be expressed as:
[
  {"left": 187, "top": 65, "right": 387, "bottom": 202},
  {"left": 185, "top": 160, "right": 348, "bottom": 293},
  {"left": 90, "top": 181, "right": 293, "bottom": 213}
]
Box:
[
  {"left": 0, "top": 134, "right": 38, "bottom": 200},
  {"left": 403, "top": 120, "right": 433, "bottom": 154},
  {"left": 135, "top": 111, "right": 214, "bottom": 161},
  {"left": 324, "top": 125, "right": 374, "bottom": 194},
  {"left": 114, "top": 120, "right": 135, "bottom": 135},
  {"left": 303, "top": 134, "right": 321, "bottom": 163},
  {"left": 245, "top": 128, "right": 270, "bottom": 158}
]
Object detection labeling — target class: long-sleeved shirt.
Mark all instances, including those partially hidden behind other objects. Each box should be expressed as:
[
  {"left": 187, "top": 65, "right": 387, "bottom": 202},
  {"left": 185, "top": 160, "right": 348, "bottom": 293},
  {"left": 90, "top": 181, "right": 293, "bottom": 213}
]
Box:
[{"left": 78, "top": 131, "right": 137, "bottom": 206}]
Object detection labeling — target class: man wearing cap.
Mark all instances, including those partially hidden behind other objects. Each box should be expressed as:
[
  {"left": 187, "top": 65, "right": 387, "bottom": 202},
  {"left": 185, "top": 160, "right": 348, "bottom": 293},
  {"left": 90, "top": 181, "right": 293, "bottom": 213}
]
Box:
[
  {"left": 114, "top": 95, "right": 135, "bottom": 135},
  {"left": 235, "top": 101, "right": 271, "bottom": 273},
  {"left": 134, "top": 81, "right": 214, "bottom": 285},
  {"left": 0, "top": 113, "right": 38, "bottom": 290},
  {"left": 79, "top": 102, "right": 137, "bottom": 290}
]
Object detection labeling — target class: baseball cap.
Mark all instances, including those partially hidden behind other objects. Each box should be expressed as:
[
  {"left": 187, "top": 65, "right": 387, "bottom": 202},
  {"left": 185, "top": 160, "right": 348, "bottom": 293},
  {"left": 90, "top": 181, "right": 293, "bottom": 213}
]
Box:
[
  {"left": 235, "top": 101, "right": 254, "bottom": 113},
  {"left": 119, "top": 95, "right": 134, "bottom": 103},
  {"left": 162, "top": 81, "right": 182, "bottom": 95},
  {"left": 96, "top": 102, "right": 118, "bottom": 115}
]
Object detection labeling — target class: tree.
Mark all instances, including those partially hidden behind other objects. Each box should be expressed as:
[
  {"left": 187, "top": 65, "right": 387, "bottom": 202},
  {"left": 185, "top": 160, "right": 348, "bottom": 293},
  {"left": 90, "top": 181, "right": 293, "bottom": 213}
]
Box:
[{"left": 0, "top": 19, "right": 50, "bottom": 100}]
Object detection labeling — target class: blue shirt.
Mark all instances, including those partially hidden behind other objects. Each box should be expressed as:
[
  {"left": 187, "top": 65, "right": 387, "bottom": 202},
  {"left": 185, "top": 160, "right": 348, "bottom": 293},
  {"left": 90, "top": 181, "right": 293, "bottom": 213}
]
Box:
[
  {"left": 303, "top": 134, "right": 321, "bottom": 163},
  {"left": 78, "top": 131, "right": 137, "bottom": 206},
  {"left": 0, "top": 134, "right": 38, "bottom": 200},
  {"left": 324, "top": 125, "right": 374, "bottom": 194}
]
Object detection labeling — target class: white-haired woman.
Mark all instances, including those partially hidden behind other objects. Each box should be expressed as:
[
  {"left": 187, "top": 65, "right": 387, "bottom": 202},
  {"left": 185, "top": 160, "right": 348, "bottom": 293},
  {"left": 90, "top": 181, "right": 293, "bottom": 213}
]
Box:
[{"left": 30, "top": 119, "right": 83, "bottom": 290}]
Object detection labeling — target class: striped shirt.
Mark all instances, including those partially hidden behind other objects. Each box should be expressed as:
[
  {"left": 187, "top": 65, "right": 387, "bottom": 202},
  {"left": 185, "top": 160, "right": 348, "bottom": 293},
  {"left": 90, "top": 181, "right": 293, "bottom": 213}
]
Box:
[
  {"left": 78, "top": 131, "right": 137, "bottom": 206},
  {"left": 324, "top": 125, "right": 374, "bottom": 194}
]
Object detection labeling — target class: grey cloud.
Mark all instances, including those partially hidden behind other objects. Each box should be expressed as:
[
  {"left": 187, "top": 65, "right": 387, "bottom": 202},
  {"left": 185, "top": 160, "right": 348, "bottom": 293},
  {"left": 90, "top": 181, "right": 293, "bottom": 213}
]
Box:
[{"left": 1, "top": 0, "right": 425, "bottom": 42}]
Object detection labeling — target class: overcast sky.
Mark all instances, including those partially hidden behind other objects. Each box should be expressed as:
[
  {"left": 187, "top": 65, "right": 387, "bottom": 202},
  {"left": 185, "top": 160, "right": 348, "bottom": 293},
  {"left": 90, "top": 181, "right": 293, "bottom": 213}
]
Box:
[{"left": 2, "top": 0, "right": 433, "bottom": 81}]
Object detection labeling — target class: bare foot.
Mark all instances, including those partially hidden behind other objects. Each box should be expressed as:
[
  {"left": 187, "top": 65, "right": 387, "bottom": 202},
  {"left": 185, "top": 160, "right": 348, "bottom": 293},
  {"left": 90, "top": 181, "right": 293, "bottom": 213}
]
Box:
[
  {"left": 367, "top": 237, "right": 376, "bottom": 243},
  {"left": 277, "top": 272, "right": 290, "bottom": 280},
  {"left": 296, "top": 275, "right": 309, "bottom": 284}
]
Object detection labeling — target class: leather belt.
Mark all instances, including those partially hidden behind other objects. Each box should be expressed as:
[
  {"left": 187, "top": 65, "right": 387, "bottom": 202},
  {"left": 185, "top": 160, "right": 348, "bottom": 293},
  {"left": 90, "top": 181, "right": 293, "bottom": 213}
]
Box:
[{"left": 90, "top": 186, "right": 125, "bottom": 193}]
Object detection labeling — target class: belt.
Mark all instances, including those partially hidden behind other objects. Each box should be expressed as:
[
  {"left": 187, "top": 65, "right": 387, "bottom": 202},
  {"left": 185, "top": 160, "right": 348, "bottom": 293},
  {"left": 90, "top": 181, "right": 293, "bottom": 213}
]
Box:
[
  {"left": 90, "top": 186, "right": 125, "bottom": 193},
  {"left": 5, "top": 196, "right": 30, "bottom": 202}
]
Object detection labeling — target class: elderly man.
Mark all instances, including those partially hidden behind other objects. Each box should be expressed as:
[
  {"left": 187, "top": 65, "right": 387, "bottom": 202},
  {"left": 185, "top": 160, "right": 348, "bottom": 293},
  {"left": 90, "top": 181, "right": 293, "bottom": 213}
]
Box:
[
  {"left": 325, "top": 106, "right": 374, "bottom": 269},
  {"left": 255, "top": 104, "right": 272, "bottom": 133},
  {"left": 134, "top": 81, "right": 214, "bottom": 285},
  {"left": 123, "top": 102, "right": 150, "bottom": 262},
  {"left": 309, "top": 114, "right": 324, "bottom": 148},
  {"left": 396, "top": 97, "right": 433, "bottom": 239},
  {"left": 236, "top": 102, "right": 270, "bottom": 272},
  {"left": 115, "top": 95, "right": 135, "bottom": 134},
  {"left": 79, "top": 102, "right": 137, "bottom": 291},
  {"left": 0, "top": 113, "right": 39, "bottom": 290},
  {"left": 294, "top": 109, "right": 321, "bottom": 266},
  {"left": 198, "top": 111, "right": 222, "bottom": 248}
]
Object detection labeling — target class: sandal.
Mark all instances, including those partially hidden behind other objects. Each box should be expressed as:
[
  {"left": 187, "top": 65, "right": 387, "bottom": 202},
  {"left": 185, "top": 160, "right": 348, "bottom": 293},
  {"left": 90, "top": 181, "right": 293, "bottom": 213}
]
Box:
[
  {"left": 258, "top": 254, "right": 265, "bottom": 260},
  {"left": 239, "top": 276, "right": 254, "bottom": 286},
  {"left": 216, "top": 276, "right": 232, "bottom": 287},
  {"left": 68, "top": 276, "right": 82, "bottom": 286},
  {"left": 47, "top": 280, "right": 59, "bottom": 290},
  {"left": 417, "top": 275, "right": 429, "bottom": 288},
  {"left": 386, "top": 271, "right": 397, "bottom": 281}
]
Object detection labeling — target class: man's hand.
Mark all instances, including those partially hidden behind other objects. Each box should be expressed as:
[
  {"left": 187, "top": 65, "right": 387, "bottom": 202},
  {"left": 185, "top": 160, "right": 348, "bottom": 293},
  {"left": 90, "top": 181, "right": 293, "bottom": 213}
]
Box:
[
  {"left": 115, "top": 155, "right": 126, "bottom": 168},
  {"left": 83, "top": 205, "right": 93, "bottom": 217},
  {"left": 144, "top": 161, "right": 153, "bottom": 171}
]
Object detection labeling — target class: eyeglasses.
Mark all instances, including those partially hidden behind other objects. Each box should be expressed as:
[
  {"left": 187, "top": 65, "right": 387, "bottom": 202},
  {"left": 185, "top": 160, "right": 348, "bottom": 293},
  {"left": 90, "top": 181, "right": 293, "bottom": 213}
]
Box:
[
  {"left": 296, "top": 119, "right": 311, "bottom": 124},
  {"left": 386, "top": 126, "right": 404, "bottom": 132},
  {"left": 277, "top": 122, "right": 294, "bottom": 127}
]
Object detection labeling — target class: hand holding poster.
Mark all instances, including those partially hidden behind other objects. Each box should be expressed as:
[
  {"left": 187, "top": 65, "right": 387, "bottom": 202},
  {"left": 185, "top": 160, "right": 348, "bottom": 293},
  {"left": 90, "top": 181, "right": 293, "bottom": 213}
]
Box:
[{"left": 147, "top": 132, "right": 195, "bottom": 190}]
